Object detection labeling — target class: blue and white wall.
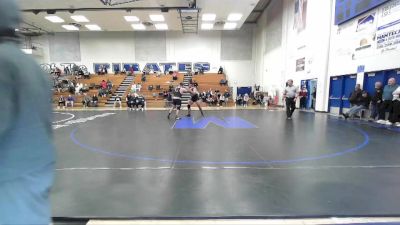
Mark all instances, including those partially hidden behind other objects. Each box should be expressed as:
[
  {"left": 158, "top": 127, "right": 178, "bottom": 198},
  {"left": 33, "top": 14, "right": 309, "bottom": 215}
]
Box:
[
  {"left": 31, "top": 26, "right": 257, "bottom": 94},
  {"left": 254, "top": 0, "right": 333, "bottom": 111},
  {"left": 254, "top": 0, "right": 400, "bottom": 112}
]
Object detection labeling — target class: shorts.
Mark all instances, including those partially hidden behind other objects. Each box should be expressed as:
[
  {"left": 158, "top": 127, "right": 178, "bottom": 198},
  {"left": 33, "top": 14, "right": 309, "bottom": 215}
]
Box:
[
  {"left": 191, "top": 94, "right": 199, "bottom": 102},
  {"left": 173, "top": 99, "right": 182, "bottom": 109}
]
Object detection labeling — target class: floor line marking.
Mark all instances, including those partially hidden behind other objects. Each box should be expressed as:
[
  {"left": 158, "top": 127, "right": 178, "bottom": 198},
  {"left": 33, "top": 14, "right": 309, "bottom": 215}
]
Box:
[
  {"left": 56, "top": 165, "right": 400, "bottom": 171},
  {"left": 52, "top": 112, "right": 75, "bottom": 124}
]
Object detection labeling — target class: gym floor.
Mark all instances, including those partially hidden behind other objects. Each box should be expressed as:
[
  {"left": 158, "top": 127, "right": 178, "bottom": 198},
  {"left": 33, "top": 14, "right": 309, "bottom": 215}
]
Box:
[{"left": 52, "top": 110, "right": 400, "bottom": 219}]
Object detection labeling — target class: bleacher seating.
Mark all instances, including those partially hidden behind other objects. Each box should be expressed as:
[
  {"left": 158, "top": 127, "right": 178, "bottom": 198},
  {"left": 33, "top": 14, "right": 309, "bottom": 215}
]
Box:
[{"left": 53, "top": 73, "right": 232, "bottom": 108}]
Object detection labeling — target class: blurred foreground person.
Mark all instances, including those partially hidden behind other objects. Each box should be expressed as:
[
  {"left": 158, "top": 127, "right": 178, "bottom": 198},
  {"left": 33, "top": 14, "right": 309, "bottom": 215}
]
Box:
[{"left": 0, "top": 0, "right": 55, "bottom": 224}]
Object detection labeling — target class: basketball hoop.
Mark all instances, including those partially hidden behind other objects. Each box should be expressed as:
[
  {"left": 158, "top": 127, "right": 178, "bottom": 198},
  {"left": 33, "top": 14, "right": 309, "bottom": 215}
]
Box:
[{"left": 100, "top": 0, "right": 142, "bottom": 6}]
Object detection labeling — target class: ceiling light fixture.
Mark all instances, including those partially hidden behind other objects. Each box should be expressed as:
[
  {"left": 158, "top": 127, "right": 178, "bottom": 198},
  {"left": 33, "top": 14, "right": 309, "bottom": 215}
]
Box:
[
  {"left": 224, "top": 22, "right": 237, "bottom": 30},
  {"left": 85, "top": 24, "right": 102, "bottom": 31},
  {"left": 202, "top": 14, "right": 216, "bottom": 21},
  {"left": 62, "top": 25, "right": 79, "bottom": 31},
  {"left": 71, "top": 15, "right": 89, "bottom": 22},
  {"left": 154, "top": 23, "right": 168, "bottom": 30},
  {"left": 149, "top": 14, "right": 165, "bottom": 22},
  {"left": 131, "top": 24, "right": 146, "bottom": 30},
  {"left": 201, "top": 23, "right": 214, "bottom": 30},
  {"left": 45, "top": 16, "right": 65, "bottom": 23},
  {"left": 227, "top": 13, "right": 243, "bottom": 21},
  {"left": 124, "top": 16, "right": 140, "bottom": 22}
]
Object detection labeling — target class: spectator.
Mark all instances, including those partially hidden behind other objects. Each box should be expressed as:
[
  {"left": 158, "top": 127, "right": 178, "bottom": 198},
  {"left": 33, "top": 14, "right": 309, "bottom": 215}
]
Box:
[
  {"left": 219, "top": 79, "right": 228, "bottom": 86},
  {"left": 91, "top": 94, "right": 99, "bottom": 107},
  {"left": 349, "top": 84, "right": 362, "bottom": 106},
  {"left": 64, "top": 66, "right": 70, "bottom": 75},
  {"left": 81, "top": 93, "right": 91, "bottom": 108},
  {"left": 236, "top": 94, "right": 243, "bottom": 106},
  {"left": 106, "top": 79, "right": 112, "bottom": 91},
  {"left": 311, "top": 87, "right": 317, "bottom": 110},
  {"left": 66, "top": 94, "right": 74, "bottom": 108},
  {"left": 128, "top": 66, "right": 134, "bottom": 76},
  {"left": 299, "top": 86, "right": 308, "bottom": 109},
  {"left": 126, "top": 93, "right": 135, "bottom": 111},
  {"left": 136, "top": 83, "right": 142, "bottom": 92},
  {"left": 206, "top": 95, "right": 213, "bottom": 106},
  {"left": 58, "top": 95, "right": 66, "bottom": 109},
  {"left": 218, "top": 94, "right": 225, "bottom": 106},
  {"left": 104, "top": 66, "right": 108, "bottom": 74},
  {"left": 218, "top": 66, "right": 224, "bottom": 74},
  {"left": 172, "top": 72, "right": 178, "bottom": 81},
  {"left": 0, "top": 1, "right": 55, "bottom": 223},
  {"left": 390, "top": 85, "right": 400, "bottom": 126},
  {"left": 343, "top": 91, "right": 371, "bottom": 119},
  {"left": 135, "top": 94, "right": 146, "bottom": 111},
  {"left": 101, "top": 80, "right": 107, "bottom": 90},
  {"left": 243, "top": 93, "right": 250, "bottom": 107},
  {"left": 223, "top": 90, "right": 230, "bottom": 106},
  {"left": 377, "top": 78, "right": 399, "bottom": 125},
  {"left": 368, "top": 82, "right": 383, "bottom": 122},
  {"left": 131, "top": 83, "right": 137, "bottom": 93},
  {"left": 114, "top": 95, "right": 122, "bottom": 108}
]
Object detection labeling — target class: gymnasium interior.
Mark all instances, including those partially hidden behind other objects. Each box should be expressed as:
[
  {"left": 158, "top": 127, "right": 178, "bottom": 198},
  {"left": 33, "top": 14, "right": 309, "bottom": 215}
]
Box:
[{"left": 3, "top": 0, "right": 400, "bottom": 224}]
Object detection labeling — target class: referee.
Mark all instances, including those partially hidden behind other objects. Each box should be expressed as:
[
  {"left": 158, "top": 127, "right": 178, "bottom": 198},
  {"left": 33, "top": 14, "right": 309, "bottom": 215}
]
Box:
[{"left": 283, "top": 79, "right": 299, "bottom": 120}]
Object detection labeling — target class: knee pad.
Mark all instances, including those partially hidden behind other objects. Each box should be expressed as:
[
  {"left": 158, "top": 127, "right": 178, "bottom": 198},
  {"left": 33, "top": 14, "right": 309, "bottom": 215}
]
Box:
[
  {"left": 187, "top": 104, "right": 191, "bottom": 109},
  {"left": 177, "top": 106, "right": 181, "bottom": 110}
]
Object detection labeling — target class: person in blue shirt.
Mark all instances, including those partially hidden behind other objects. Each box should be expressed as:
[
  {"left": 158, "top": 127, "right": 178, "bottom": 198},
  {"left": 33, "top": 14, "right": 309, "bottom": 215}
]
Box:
[
  {"left": 0, "top": 0, "right": 55, "bottom": 224},
  {"left": 377, "top": 78, "right": 399, "bottom": 125}
]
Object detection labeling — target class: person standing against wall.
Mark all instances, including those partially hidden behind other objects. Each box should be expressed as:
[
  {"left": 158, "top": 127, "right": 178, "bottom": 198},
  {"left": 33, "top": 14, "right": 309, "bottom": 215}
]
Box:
[
  {"left": 283, "top": 79, "right": 299, "bottom": 120},
  {"left": 0, "top": 0, "right": 55, "bottom": 224},
  {"left": 369, "top": 82, "right": 383, "bottom": 122},
  {"left": 377, "top": 78, "right": 398, "bottom": 125}
]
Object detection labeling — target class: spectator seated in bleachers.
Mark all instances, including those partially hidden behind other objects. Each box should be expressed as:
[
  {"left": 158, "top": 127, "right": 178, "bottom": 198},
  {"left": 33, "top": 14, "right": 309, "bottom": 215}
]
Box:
[
  {"left": 172, "top": 72, "right": 178, "bottom": 81},
  {"left": 98, "top": 88, "right": 107, "bottom": 98},
  {"left": 66, "top": 94, "right": 75, "bottom": 108},
  {"left": 58, "top": 95, "right": 66, "bottom": 109},
  {"left": 91, "top": 94, "right": 99, "bottom": 107},
  {"left": 106, "top": 79, "right": 113, "bottom": 91},
  {"left": 82, "top": 93, "right": 91, "bottom": 108},
  {"left": 128, "top": 66, "right": 134, "bottom": 76},
  {"left": 236, "top": 94, "right": 243, "bottom": 106},
  {"left": 218, "top": 94, "right": 225, "bottom": 107},
  {"left": 343, "top": 91, "right": 371, "bottom": 119},
  {"left": 206, "top": 95, "right": 213, "bottom": 106},
  {"left": 126, "top": 93, "right": 135, "bottom": 111},
  {"left": 114, "top": 95, "right": 122, "bottom": 108},
  {"left": 220, "top": 79, "right": 228, "bottom": 86},
  {"left": 81, "top": 84, "right": 89, "bottom": 93},
  {"left": 130, "top": 83, "right": 137, "bottom": 93},
  {"left": 218, "top": 66, "right": 224, "bottom": 74},
  {"left": 141, "top": 73, "right": 146, "bottom": 82},
  {"left": 223, "top": 90, "right": 230, "bottom": 105}
]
